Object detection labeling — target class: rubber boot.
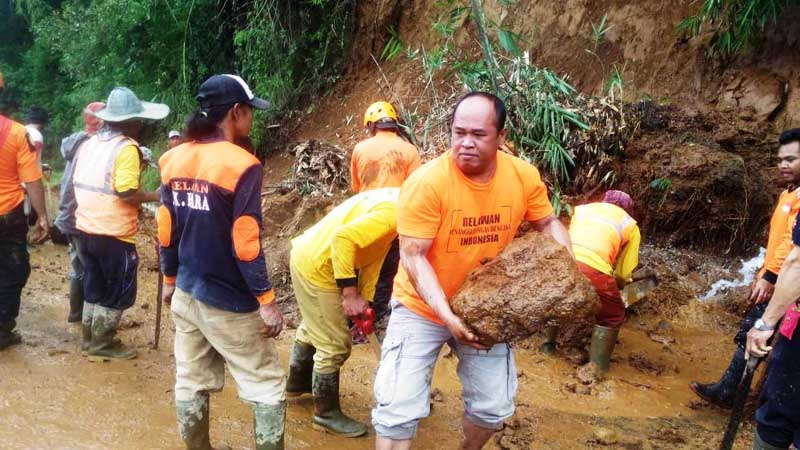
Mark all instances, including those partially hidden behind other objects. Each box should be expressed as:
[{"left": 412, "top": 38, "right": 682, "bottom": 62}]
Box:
[
  {"left": 67, "top": 278, "right": 84, "bottom": 323},
  {"left": 81, "top": 301, "right": 95, "bottom": 355},
  {"left": 253, "top": 401, "right": 286, "bottom": 450},
  {"left": 0, "top": 320, "right": 22, "bottom": 351},
  {"left": 312, "top": 371, "right": 367, "bottom": 437},
  {"left": 751, "top": 431, "right": 788, "bottom": 450},
  {"left": 286, "top": 341, "right": 315, "bottom": 397},
  {"left": 539, "top": 325, "right": 559, "bottom": 355},
  {"left": 589, "top": 325, "right": 619, "bottom": 374},
  {"left": 176, "top": 394, "right": 231, "bottom": 450},
  {"left": 87, "top": 305, "right": 137, "bottom": 362},
  {"left": 689, "top": 348, "right": 747, "bottom": 409}
]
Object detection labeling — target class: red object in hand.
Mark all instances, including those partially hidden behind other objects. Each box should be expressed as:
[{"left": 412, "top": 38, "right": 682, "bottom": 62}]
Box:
[{"left": 353, "top": 308, "right": 375, "bottom": 336}]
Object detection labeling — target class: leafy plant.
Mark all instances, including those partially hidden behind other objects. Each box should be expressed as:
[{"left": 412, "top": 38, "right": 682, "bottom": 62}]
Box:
[
  {"left": 650, "top": 177, "right": 672, "bottom": 191},
  {"left": 381, "top": 27, "right": 405, "bottom": 61},
  {"left": 589, "top": 13, "right": 614, "bottom": 53},
  {"left": 604, "top": 64, "right": 625, "bottom": 99}
]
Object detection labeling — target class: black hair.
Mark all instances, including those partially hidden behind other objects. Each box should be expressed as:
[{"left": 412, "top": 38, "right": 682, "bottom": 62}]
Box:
[
  {"left": 450, "top": 91, "right": 507, "bottom": 131},
  {"left": 27, "top": 106, "right": 49, "bottom": 125},
  {"left": 185, "top": 104, "right": 234, "bottom": 141},
  {"left": 779, "top": 128, "right": 800, "bottom": 147}
]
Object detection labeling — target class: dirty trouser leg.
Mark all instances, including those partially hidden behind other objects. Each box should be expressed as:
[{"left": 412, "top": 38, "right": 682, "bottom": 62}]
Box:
[
  {"left": 755, "top": 324, "right": 800, "bottom": 449},
  {"left": 291, "top": 262, "right": 351, "bottom": 375},
  {"left": 372, "top": 302, "right": 450, "bottom": 440},
  {"left": 0, "top": 204, "right": 31, "bottom": 327},
  {"left": 454, "top": 340, "right": 517, "bottom": 431},
  {"left": 79, "top": 234, "right": 138, "bottom": 311},
  {"left": 171, "top": 288, "right": 226, "bottom": 402},
  {"left": 578, "top": 262, "right": 625, "bottom": 328},
  {"left": 735, "top": 302, "right": 768, "bottom": 349}
]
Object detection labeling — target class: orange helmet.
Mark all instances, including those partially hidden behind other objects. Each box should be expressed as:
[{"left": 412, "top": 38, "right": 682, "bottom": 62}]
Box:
[{"left": 363, "top": 101, "right": 398, "bottom": 127}]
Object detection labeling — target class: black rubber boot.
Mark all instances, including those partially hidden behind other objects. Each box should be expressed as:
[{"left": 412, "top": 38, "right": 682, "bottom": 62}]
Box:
[
  {"left": 253, "top": 401, "right": 286, "bottom": 450},
  {"left": 689, "top": 348, "right": 746, "bottom": 409},
  {"left": 0, "top": 321, "right": 21, "bottom": 351},
  {"left": 286, "top": 341, "right": 315, "bottom": 397},
  {"left": 751, "top": 431, "right": 788, "bottom": 450},
  {"left": 589, "top": 325, "right": 619, "bottom": 374},
  {"left": 87, "top": 305, "right": 136, "bottom": 362},
  {"left": 176, "top": 394, "right": 231, "bottom": 450},
  {"left": 312, "top": 371, "right": 367, "bottom": 437},
  {"left": 68, "top": 278, "right": 84, "bottom": 323}
]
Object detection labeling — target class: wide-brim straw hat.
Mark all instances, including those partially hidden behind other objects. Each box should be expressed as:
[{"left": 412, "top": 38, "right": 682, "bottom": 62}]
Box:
[{"left": 94, "top": 87, "right": 170, "bottom": 122}]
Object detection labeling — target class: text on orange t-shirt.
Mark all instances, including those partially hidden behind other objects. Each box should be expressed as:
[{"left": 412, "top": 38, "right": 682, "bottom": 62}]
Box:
[{"left": 392, "top": 150, "right": 554, "bottom": 324}]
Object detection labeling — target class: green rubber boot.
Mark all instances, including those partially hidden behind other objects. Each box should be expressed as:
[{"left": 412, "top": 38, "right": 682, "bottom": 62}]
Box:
[
  {"left": 87, "top": 305, "right": 137, "bottom": 362},
  {"left": 176, "top": 394, "right": 231, "bottom": 450},
  {"left": 539, "top": 325, "right": 559, "bottom": 355},
  {"left": 0, "top": 321, "right": 22, "bottom": 351},
  {"left": 80, "top": 301, "right": 95, "bottom": 355},
  {"left": 253, "top": 401, "right": 286, "bottom": 450},
  {"left": 312, "top": 371, "right": 367, "bottom": 437},
  {"left": 286, "top": 341, "right": 315, "bottom": 397},
  {"left": 589, "top": 325, "right": 619, "bottom": 374},
  {"left": 68, "top": 278, "right": 84, "bottom": 323},
  {"left": 751, "top": 432, "right": 788, "bottom": 450}
]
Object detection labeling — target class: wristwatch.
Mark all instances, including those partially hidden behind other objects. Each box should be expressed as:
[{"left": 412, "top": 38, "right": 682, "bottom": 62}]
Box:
[{"left": 754, "top": 319, "right": 775, "bottom": 332}]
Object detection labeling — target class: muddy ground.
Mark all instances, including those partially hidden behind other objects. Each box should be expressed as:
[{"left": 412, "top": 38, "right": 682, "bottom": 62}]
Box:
[{"left": 0, "top": 233, "right": 762, "bottom": 450}]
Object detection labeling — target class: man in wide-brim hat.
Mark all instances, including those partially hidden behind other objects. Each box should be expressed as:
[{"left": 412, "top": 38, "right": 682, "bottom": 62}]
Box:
[{"left": 72, "top": 87, "right": 168, "bottom": 362}]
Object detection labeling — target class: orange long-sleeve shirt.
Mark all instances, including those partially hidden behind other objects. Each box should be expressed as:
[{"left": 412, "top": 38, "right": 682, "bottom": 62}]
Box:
[{"left": 759, "top": 187, "right": 800, "bottom": 284}]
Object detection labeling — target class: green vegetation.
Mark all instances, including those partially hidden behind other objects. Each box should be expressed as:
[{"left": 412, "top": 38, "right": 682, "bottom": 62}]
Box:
[
  {"left": 678, "top": 0, "right": 797, "bottom": 56},
  {"left": 1, "top": 0, "right": 354, "bottom": 167}
]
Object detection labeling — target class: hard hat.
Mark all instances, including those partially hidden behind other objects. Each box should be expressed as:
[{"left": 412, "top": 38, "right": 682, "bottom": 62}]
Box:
[{"left": 363, "top": 101, "right": 398, "bottom": 127}]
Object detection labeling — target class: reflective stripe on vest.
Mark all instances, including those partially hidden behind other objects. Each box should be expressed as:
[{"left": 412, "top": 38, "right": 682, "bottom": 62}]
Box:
[
  {"left": 570, "top": 203, "right": 636, "bottom": 265},
  {"left": 73, "top": 135, "right": 139, "bottom": 237}
]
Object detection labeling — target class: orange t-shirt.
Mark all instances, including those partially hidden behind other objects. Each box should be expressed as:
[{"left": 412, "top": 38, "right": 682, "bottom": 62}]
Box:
[
  {"left": 759, "top": 187, "right": 800, "bottom": 279},
  {"left": 350, "top": 130, "right": 420, "bottom": 192},
  {"left": 393, "top": 150, "right": 554, "bottom": 324},
  {"left": 0, "top": 116, "right": 42, "bottom": 215}
]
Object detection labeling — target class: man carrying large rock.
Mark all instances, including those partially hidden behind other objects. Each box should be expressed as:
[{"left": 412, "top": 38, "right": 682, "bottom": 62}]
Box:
[
  {"left": 372, "top": 92, "right": 573, "bottom": 450},
  {"left": 72, "top": 87, "right": 166, "bottom": 361}
]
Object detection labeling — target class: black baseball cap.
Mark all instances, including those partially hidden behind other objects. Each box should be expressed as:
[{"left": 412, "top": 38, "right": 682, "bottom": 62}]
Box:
[{"left": 196, "top": 74, "right": 270, "bottom": 110}]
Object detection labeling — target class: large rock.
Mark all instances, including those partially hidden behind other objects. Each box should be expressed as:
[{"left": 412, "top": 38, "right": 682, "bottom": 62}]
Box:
[{"left": 451, "top": 231, "right": 600, "bottom": 344}]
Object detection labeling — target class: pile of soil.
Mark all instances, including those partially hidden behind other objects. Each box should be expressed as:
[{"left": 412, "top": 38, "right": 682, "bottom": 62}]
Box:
[{"left": 451, "top": 231, "right": 600, "bottom": 344}]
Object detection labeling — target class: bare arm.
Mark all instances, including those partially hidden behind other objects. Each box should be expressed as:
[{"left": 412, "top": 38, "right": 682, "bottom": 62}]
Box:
[
  {"left": 530, "top": 214, "right": 574, "bottom": 258},
  {"left": 120, "top": 188, "right": 160, "bottom": 206},
  {"left": 24, "top": 179, "right": 49, "bottom": 242},
  {"left": 399, "top": 235, "right": 488, "bottom": 349}
]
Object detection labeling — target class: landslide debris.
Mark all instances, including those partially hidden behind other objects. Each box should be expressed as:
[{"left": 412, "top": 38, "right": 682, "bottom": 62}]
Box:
[
  {"left": 450, "top": 231, "right": 600, "bottom": 344},
  {"left": 292, "top": 140, "right": 350, "bottom": 196}
]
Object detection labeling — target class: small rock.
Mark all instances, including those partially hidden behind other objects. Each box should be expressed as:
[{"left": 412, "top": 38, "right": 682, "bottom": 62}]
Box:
[
  {"left": 576, "top": 363, "right": 602, "bottom": 385},
  {"left": 430, "top": 388, "right": 444, "bottom": 402},
  {"left": 655, "top": 320, "right": 673, "bottom": 332},
  {"left": 140, "top": 303, "right": 150, "bottom": 310},
  {"left": 575, "top": 384, "right": 592, "bottom": 395},
  {"left": 593, "top": 427, "right": 619, "bottom": 445},
  {"left": 47, "top": 349, "right": 69, "bottom": 357}
]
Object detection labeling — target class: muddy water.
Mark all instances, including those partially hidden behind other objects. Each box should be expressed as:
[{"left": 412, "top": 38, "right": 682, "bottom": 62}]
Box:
[{"left": 1, "top": 243, "right": 756, "bottom": 449}]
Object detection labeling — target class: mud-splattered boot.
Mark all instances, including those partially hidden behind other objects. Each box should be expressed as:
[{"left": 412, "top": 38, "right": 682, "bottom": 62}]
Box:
[
  {"left": 253, "top": 401, "right": 286, "bottom": 450},
  {"left": 87, "top": 305, "right": 137, "bottom": 362},
  {"left": 176, "top": 394, "right": 231, "bottom": 450},
  {"left": 80, "top": 302, "right": 95, "bottom": 355},
  {"left": 751, "top": 431, "right": 787, "bottom": 450},
  {"left": 588, "top": 325, "right": 619, "bottom": 375},
  {"left": 539, "top": 325, "right": 559, "bottom": 355},
  {"left": 67, "top": 278, "right": 84, "bottom": 323},
  {"left": 0, "top": 321, "right": 22, "bottom": 351},
  {"left": 689, "top": 348, "right": 746, "bottom": 409},
  {"left": 312, "top": 371, "right": 367, "bottom": 437},
  {"left": 286, "top": 341, "right": 315, "bottom": 397}
]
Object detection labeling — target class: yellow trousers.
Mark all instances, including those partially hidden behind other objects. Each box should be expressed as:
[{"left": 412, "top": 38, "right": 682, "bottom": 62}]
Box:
[{"left": 291, "top": 261, "right": 351, "bottom": 374}]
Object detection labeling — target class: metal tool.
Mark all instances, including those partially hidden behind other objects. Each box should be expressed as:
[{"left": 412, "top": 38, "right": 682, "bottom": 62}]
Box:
[
  {"left": 622, "top": 270, "right": 659, "bottom": 308},
  {"left": 718, "top": 357, "right": 760, "bottom": 450},
  {"left": 353, "top": 308, "right": 382, "bottom": 359}
]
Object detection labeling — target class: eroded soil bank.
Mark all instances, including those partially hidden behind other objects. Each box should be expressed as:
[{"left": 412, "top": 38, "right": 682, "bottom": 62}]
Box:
[{"left": 0, "top": 240, "right": 758, "bottom": 450}]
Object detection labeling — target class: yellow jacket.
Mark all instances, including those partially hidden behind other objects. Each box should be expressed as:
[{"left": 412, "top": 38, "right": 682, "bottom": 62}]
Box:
[
  {"left": 290, "top": 188, "right": 399, "bottom": 300},
  {"left": 570, "top": 202, "right": 640, "bottom": 283}
]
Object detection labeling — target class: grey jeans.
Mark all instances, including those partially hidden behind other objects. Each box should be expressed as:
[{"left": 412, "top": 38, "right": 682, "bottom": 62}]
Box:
[{"left": 371, "top": 302, "right": 517, "bottom": 440}]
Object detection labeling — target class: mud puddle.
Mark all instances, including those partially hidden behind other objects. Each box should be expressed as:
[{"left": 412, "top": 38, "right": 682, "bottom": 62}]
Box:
[{"left": 0, "top": 243, "right": 756, "bottom": 449}]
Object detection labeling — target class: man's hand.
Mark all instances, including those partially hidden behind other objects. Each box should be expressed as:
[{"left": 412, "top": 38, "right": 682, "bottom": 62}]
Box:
[
  {"left": 342, "top": 287, "right": 368, "bottom": 318},
  {"left": 443, "top": 313, "right": 490, "bottom": 350},
  {"left": 750, "top": 278, "right": 775, "bottom": 304},
  {"left": 259, "top": 302, "right": 283, "bottom": 338},
  {"left": 162, "top": 283, "right": 176, "bottom": 306},
  {"left": 745, "top": 326, "right": 774, "bottom": 359},
  {"left": 30, "top": 216, "right": 49, "bottom": 244}
]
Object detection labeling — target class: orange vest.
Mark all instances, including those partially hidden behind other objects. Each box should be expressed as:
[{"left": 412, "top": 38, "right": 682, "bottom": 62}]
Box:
[
  {"left": 570, "top": 203, "right": 637, "bottom": 266},
  {"left": 73, "top": 135, "right": 139, "bottom": 237}
]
